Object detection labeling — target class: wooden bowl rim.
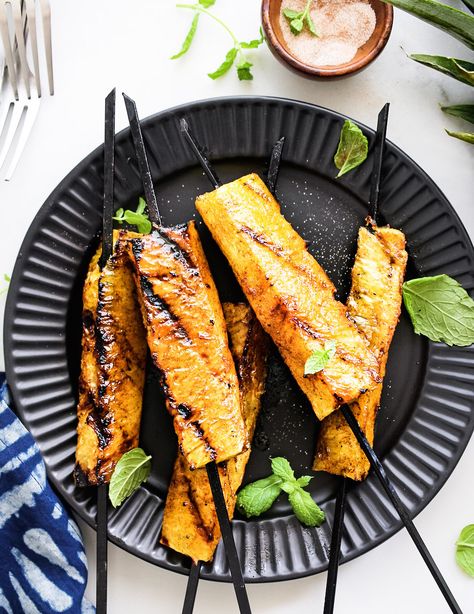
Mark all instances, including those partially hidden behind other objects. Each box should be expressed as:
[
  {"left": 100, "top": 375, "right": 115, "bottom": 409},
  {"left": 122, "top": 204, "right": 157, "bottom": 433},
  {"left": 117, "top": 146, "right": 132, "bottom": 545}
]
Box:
[{"left": 261, "top": 0, "right": 394, "bottom": 78}]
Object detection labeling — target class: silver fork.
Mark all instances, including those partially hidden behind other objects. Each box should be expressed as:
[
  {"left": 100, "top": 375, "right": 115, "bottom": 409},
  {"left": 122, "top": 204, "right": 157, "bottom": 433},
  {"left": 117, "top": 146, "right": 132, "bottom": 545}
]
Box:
[{"left": 0, "top": 0, "right": 53, "bottom": 180}]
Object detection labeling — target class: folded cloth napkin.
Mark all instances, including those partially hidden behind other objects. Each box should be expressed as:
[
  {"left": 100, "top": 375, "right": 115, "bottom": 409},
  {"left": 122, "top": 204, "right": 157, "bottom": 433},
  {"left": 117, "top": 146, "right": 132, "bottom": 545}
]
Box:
[{"left": 0, "top": 374, "right": 95, "bottom": 613}]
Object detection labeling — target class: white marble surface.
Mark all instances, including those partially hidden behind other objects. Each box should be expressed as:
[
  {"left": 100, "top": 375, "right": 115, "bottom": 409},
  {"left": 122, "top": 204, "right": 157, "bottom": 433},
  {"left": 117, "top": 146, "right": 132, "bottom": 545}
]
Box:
[{"left": 1, "top": 0, "right": 474, "bottom": 612}]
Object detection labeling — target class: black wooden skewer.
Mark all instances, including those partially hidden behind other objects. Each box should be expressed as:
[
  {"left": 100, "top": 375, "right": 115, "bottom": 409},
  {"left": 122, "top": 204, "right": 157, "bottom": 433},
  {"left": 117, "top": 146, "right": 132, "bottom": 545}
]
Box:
[
  {"left": 123, "top": 97, "right": 251, "bottom": 614},
  {"left": 323, "top": 103, "right": 390, "bottom": 614},
  {"left": 341, "top": 405, "right": 462, "bottom": 614},
  {"left": 180, "top": 135, "right": 286, "bottom": 614},
  {"left": 324, "top": 103, "right": 461, "bottom": 614},
  {"left": 99, "top": 88, "right": 116, "bottom": 270},
  {"left": 96, "top": 87, "right": 116, "bottom": 614},
  {"left": 323, "top": 478, "right": 347, "bottom": 614},
  {"left": 182, "top": 560, "right": 202, "bottom": 614},
  {"left": 180, "top": 118, "right": 221, "bottom": 189},
  {"left": 122, "top": 94, "right": 161, "bottom": 227},
  {"left": 96, "top": 483, "right": 109, "bottom": 614},
  {"left": 266, "top": 137, "right": 285, "bottom": 195}
]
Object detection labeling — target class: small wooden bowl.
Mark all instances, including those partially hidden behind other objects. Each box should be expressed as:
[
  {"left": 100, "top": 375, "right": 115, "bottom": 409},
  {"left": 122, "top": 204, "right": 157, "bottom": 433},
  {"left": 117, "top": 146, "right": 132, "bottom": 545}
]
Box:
[{"left": 262, "top": 0, "right": 393, "bottom": 78}]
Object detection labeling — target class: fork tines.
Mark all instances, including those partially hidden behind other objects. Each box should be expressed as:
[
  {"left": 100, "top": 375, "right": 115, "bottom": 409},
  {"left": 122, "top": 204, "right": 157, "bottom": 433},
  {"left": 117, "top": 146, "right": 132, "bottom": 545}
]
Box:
[
  {"left": 0, "top": 0, "right": 53, "bottom": 180},
  {"left": 0, "top": 0, "right": 54, "bottom": 99}
]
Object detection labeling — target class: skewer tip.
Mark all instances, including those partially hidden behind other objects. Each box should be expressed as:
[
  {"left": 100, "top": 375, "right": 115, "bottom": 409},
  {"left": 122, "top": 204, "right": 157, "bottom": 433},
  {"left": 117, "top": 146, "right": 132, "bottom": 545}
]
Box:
[{"left": 122, "top": 92, "right": 136, "bottom": 112}]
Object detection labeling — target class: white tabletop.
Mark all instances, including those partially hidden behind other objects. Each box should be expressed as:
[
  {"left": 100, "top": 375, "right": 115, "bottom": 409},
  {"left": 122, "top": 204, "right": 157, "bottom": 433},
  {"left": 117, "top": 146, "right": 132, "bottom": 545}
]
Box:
[{"left": 1, "top": 1, "right": 473, "bottom": 612}]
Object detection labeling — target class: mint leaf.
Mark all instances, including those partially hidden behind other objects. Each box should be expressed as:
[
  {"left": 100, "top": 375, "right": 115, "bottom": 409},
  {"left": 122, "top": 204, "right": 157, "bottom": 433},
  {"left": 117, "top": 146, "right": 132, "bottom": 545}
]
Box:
[
  {"left": 171, "top": 13, "right": 200, "bottom": 60},
  {"left": 113, "top": 199, "right": 152, "bottom": 234},
  {"left": 334, "top": 120, "right": 368, "bottom": 178},
  {"left": 0, "top": 273, "right": 10, "bottom": 296},
  {"left": 283, "top": 8, "right": 301, "bottom": 19},
  {"left": 271, "top": 457, "right": 295, "bottom": 482},
  {"left": 304, "top": 340, "right": 336, "bottom": 375},
  {"left": 280, "top": 480, "right": 297, "bottom": 494},
  {"left": 199, "top": 0, "right": 216, "bottom": 6},
  {"left": 109, "top": 448, "right": 152, "bottom": 507},
  {"left": 237, "top": 60, "right": 253, "bottom": 80},
  {"left": 208, "top": 47, "right": 238, "bottom": 79},
  {"left": 296, "top": 475, "right": 313, "bottom": 488},
  {"left": 288, "top": 488, "right": 326, "bottom": 527},
  {"left": 290, "top": 18, "right": 304, "bottom": 34},
  {"left": 306, "top": 11, "right": 318, "bottom": 36},
  {"left": 136, "top": 197, "right": 147, "bottom": 215},
  {"left": 240, "top": 28, "right": 264, "bottom": 49},
  {"left": 456, "top": 524, "right": 474, "bottom": 577},
  {"left": 237, "top": 474, "right": 283, "bottom": 517},
  {"left": 402, "top": 275, "right": 474, "bottom": 346}
]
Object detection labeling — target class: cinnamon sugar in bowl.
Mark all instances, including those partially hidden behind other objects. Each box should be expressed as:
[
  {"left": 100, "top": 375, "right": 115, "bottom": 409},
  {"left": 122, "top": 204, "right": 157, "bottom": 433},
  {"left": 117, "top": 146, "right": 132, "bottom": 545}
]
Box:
[{"left": 262, "top": 0, "right": 393, "bottom": 78}]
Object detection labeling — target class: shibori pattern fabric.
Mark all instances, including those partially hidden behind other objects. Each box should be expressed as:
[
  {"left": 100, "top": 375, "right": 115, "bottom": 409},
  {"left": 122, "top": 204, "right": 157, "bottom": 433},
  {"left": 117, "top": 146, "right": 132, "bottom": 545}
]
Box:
[{"left": 0, "top": 374, "right": 95, "bottom": 614}]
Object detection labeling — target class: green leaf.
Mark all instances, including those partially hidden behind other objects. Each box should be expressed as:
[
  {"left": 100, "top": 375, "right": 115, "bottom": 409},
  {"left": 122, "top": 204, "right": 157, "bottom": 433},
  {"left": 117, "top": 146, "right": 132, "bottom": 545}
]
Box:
[
  {"left": 410, "top": 54, "right": 474, "bottom": 86},
  {"left": 240, "top": 28, "right": 265, "bottom": 49},
  {"left": 271, "top": 457, "right": 295, "bottom": 482},
  {"left": 0, "top": 273, "right": 10, "bottom": 296},
  {"left": 402, "top": 274, "right": 474, "bottom": 346},
  {"left": 304, "top": 340, "right": 336, "bottom": 375},
  {"left": 306, "top": 11, "right": 318, "bottom": 36},
  {"left": 199, "top": 0, "right": 216, "bottom": 7},
  {"left": 288, "top": 488, "right": 326, "bottom": 527},
  {"left": 236, "top": 474, "right": 283, "bottom": 517},
  {"left": 171, "top": 13, "right": 200, "bottom": 60},
  {"left": 441, "top": 104, "right": 474, "bottom": 124},
  {"left": 124, "top": 212, "right": 153, "bottom": 233},
  {"left": 382, "top": 0, "right": 474, "bottom": 50},
  {"left": 109, "top": 448, "right": 152, "bottom": 507},
  {"left": 208, "top": 46, "right": 238, "bottom": 79},
  {"left": 280, "top": 480, "right": 297, "bottom": 494},
  {"left": 236, "top": 456, "right": 324, "bottom": 527},
  {"left": 113, "top": 200, "right": 152, "bottom": 234},
  {"left": 290, "top": 18, "right": 304, "bottom": 34},
  {"left": 237, "top": 60, "right": 253, "bottom": 80},
  {"left": 446, "top": 129, "right": 474, "bottom": 143},
  {"left": 334, "top": 120, "right": 369, "bottom": 178},
  {"left": 296, "top": 475, "right": 313, "bottom": 488},
  {"left": 283, "top": 8, "right": 302, "bottom": 19},
  {"left": 456, "top": 524, "right": 474, "bottom": 576},
  {"left": 136, "top": 196, "right": 147, "bottom": 215}
]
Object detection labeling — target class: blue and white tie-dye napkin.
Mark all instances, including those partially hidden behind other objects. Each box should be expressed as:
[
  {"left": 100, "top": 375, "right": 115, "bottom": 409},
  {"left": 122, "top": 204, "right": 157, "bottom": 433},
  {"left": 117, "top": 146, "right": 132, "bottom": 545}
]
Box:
[{"left": 0, "top": 374, "right": 95, "bottom": 613}]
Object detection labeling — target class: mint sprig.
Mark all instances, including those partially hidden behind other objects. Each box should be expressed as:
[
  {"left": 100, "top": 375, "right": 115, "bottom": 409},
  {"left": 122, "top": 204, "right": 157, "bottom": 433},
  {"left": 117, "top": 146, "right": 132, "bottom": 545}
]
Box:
[
  {"left": 173, "top": 3, "right": 264, "bottom": 80},
  {"left": 237, "top": 457, "right": 325, "bottom": 527},
  {"left": 283, "top": 0, "right": 318, "bottom": 37},
  {"left": 113, "top": 197, "right": 152, "bottom": 234},
  {"left": 304, "top": 340, "right": 336, "bottom": 376}
]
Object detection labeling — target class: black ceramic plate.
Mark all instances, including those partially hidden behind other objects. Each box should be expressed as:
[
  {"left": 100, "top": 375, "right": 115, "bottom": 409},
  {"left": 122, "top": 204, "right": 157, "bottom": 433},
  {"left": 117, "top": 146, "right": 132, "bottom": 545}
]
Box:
[{"left": 5, "top": 97, "right": 474, "bottom": 582}]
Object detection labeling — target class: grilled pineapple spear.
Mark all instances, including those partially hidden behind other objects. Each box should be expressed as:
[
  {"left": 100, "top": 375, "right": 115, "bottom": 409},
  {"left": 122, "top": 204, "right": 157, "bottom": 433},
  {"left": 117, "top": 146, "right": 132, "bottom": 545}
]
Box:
[
  {"left": 196, "top": 173, "right": 381, "bottom": 422},
  {"left": 123, "top": 222, "right": 247, "bottom": 470},
  {"left": 161, "top": 302, "right": 268, "bottom": 563},
  {"left": 314, "top": 223, "right": 408, "bottom": 480},
  {"left": 75, "top": 232, "right": 148, "bottom": 486}
]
